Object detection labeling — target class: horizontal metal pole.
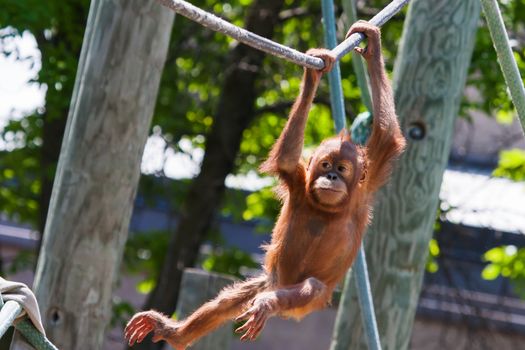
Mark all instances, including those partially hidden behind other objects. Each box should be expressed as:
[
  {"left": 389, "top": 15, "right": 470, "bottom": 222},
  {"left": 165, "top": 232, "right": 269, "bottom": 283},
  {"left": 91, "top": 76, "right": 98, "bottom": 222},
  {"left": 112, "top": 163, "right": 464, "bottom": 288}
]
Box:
[
  {"left": 157, "top": 0, "right": 409, "bottom": 69},
  {"left": 0, "top": 300, "right": 22, "bottom": 338},
  {"left": 157, "top": 0, "right": 324, "bottom": 69},
  {"left": 332, "top": 0, "right": 410, "bottom": 60}
]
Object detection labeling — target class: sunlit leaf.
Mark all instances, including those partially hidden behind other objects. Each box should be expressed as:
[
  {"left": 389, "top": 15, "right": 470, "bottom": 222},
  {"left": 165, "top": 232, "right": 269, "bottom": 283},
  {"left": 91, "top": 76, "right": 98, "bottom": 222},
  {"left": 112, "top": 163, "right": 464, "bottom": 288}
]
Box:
[
  {"left": 493, "top": 149, "right": 525, "bottom": 181},
  {"left": 136, "top": 279, "right": 155, "bottom": 294},
  {"left": 482, "top": 264, "right": 501, "bottom": 280},
  {"left": 427, "top": 261, "right": 438, "bottom": 273},
  {"left": 484, "top": 247, "right": 505, "bottom": 263},
  {"left": 495, "top": 109, "right": 514, "bottom": 125},
  {"left": 429, "top": 239, "right": 440, "bottom": 257}
]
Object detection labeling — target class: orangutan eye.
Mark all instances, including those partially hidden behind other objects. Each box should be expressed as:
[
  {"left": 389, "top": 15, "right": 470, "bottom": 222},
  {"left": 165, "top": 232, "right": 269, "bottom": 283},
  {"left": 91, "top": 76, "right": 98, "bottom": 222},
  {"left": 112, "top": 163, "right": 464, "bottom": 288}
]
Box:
[
  {"left": 337, "top": 165, "right": 347, "bottom": 173},
  {"left": 321, "top": 161, "right": 331, "bottom": 169}
]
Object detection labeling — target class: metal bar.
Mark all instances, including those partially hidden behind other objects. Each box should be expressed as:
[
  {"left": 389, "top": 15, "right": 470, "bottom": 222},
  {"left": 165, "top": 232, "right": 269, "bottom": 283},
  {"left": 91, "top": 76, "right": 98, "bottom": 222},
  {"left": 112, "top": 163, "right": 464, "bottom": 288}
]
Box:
[
  {"left": 480, "top": 0, "right": 525, "bottom": 130},
  {"left": 157, "top": 0, "right": 409, "bottom": 70},
  {"left": 0, "top": 300, "right": 22, "bottom": 339},
  {"left": 322, "top": 0, "right": 346, "bottom": 131}
]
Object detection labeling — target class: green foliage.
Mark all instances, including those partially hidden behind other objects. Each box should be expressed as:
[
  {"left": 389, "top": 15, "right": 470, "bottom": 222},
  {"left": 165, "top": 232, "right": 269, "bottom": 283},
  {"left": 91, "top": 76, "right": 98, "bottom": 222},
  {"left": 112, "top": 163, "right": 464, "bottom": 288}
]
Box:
[
  {"left": 496, "top": 109, "right": 515, "bottom": 125},
  {"left": 1, "top": 0, "right": 523, "bottom": 227},
  {"left": 0, "top": 0, "right": 89, "bottom": 227},
  {"left": 425, "top": 200, "right": 455, "bottom": 274},
  {"left": 426, "top": 238, "right": 440, "bottom": 273},
  {"left": 154, "top": 0, "right": 255, "bottom": 147},
  {"left": 121, "top": 178, "right": 194, "bottom": 295},
  {"left": 467, "top": 0, "right": 525, "bottom": 117},
  {"left": 243, "top": 187, "right": 278, "bottom": 221},
  {"left": 242, "top": 187, "right": 280, "bottom": 232},
  {"left": 492, "top": 148, "right": 525, "bottom": 181},
  {"left": 0, "top": 147, "right": 40, "bottom": 224},
  {"left": 482, "top": 246, "right": 525, "bottom": 298},
  {"left": 482, "top": 149, "right": 525, "bottom": 299},
  {"left": 221, "top": 187, "right": 251, "bottom": 221},
  {"left": 138, "top": 176, "right": 191, "bottom": 209},
  {"left": 111, "top": 297, "right": 135, "bottom": 328},
  {"left": 123, "top": 230, "right": 170, "bottom": 294}
]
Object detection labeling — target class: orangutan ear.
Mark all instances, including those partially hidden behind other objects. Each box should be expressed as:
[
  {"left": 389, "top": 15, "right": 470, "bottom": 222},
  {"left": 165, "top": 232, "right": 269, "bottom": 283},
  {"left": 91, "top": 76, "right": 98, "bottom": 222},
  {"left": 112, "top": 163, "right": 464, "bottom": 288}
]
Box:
[
  {"left": 338, "top": 128, "right": 352, "bottom": 143},
  {"left": 359, "top": 159, "right": 368, "bottom": 184}
]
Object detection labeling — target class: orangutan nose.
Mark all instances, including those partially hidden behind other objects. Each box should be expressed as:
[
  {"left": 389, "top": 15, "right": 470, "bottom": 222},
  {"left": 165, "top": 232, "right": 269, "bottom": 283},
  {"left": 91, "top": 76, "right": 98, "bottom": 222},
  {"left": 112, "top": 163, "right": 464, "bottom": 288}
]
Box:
[{"left": 326, "top": 172, "right": 338, "bottom": 181}]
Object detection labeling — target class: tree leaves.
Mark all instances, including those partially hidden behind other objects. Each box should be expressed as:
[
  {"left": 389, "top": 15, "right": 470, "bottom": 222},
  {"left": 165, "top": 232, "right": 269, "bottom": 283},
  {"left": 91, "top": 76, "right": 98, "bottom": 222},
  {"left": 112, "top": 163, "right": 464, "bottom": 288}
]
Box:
[
  {"left": 493, "top": 148, "right": 525, "bottom": 181},
  {"left": 482, "top": 245, "right": 525, "bottom": 298}
]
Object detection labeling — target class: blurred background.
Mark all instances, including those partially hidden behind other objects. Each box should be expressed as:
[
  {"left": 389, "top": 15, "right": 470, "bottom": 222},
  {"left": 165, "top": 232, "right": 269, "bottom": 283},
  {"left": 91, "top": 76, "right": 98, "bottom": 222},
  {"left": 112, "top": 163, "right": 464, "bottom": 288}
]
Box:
[{"left": 1, "top": 0, "right": 525, "bottom": 349}]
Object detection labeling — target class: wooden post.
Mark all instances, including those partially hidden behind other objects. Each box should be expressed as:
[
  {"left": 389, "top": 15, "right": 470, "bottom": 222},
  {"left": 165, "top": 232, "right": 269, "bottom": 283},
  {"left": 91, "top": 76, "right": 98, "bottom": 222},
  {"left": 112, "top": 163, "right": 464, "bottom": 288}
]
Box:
[
  {"left": 177, "top": 269, "right": 236, "bottom": 350},
  {"left": 22, "top": 1, "right": 174, "bottom": 349},
  {"left": 330, "top": 0, "right": 481, "bottom": 349}
]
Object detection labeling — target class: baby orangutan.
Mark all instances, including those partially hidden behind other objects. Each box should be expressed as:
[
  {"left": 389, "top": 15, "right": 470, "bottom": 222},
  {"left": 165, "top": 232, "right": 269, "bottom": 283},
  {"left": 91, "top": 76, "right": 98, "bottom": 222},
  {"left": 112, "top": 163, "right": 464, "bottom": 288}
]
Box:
[{"left": 125, "top": 21, "right": 405, "bottom": 349}]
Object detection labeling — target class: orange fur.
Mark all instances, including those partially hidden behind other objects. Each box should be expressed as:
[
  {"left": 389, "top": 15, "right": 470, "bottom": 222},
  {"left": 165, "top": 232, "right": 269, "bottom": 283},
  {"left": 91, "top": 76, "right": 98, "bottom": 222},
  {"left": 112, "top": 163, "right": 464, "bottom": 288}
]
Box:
[{"left": 125, "top": 22, "right": 405, "bottom": 349}]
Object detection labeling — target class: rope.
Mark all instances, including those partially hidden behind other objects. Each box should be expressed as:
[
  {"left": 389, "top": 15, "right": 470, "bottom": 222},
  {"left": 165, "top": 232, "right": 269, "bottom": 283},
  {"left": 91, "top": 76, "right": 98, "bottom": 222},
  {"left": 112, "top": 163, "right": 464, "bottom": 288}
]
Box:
[
  {"left": 15, "top": 319, "right": 59, "bottom": 350},
  {"left": 480, "top": 0, "right": 525, "bottom": 131},
  {"left": 156, "top": 0, "right": 409, "bottom": 69}
]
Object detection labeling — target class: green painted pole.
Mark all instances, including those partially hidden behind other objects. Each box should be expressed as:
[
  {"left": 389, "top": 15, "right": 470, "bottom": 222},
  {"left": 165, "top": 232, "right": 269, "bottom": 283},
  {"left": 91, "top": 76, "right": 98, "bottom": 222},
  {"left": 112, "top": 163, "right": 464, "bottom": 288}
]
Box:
[
  {"left": 15, "top": 320, "right": 59, "bottom": 350},
  {"left": 321, "top": 0, "right": 381, "bottom": 349},
  {"left": 480, "top": 0, "right": 525, "bottom": 131},
  {"left": 342, "top": 0, "right": 373, "bottom": 111},
  {"left": 321, "top": 0, "right": 346, "bottom": 131}
]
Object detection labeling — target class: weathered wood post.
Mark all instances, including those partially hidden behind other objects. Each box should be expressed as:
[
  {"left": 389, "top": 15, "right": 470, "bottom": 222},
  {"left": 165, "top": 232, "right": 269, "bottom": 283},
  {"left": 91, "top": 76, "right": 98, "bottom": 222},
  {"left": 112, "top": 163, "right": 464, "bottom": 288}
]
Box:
[
  {"left": 21, "top": 1, "right": 174, "bottom": 349},
  {"left": 177, "top": 269, "right": 236, "bottom": 350},
  {"left": 330, "top": 0, "right": 481, "bottom": 349}
]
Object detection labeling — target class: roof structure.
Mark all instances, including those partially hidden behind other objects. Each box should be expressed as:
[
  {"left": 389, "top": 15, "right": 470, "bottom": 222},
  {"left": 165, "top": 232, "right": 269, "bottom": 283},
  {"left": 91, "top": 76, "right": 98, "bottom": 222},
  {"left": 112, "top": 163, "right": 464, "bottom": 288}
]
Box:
[
  {"left": 0, "top": 217, "right": 38, "bottom": 249},
  {"left": 441, "top": 167, "right": 525, "bottom": 234}
]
